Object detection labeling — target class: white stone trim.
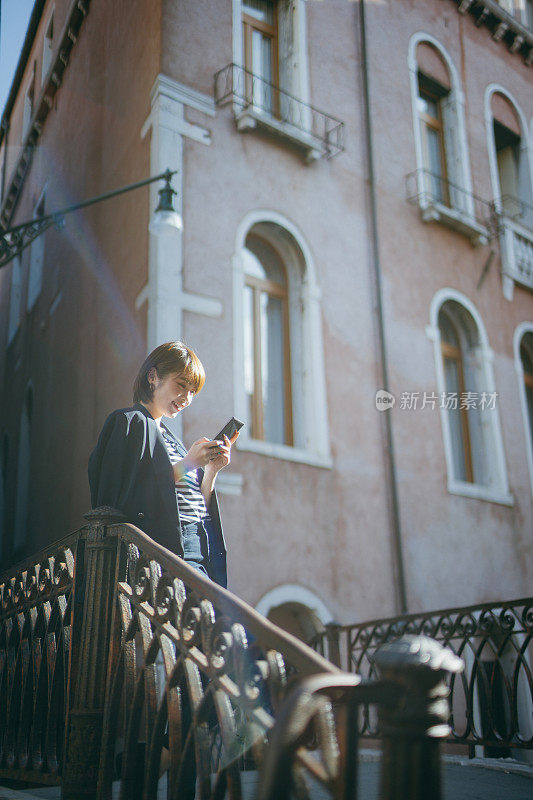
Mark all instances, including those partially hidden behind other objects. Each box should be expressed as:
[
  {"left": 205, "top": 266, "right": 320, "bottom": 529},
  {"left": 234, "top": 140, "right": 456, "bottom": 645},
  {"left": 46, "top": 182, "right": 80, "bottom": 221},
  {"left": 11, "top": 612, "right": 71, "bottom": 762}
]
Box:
[
  {"left": 408, "top": 32, "right": 475, "bottom": 215},
  {"left": 179, "top": 291, "right": 223, "bottom": 318},
  {"left": 150, "top": 74, "right": 216, "bottom": 117},
  {"left": 237, "top": 437, "right": 332, "bottom": 468},
  {"left": 214, "top": 472, "right": 243, "bottom": 496},
  {"left": 428, "top": 288, "right": 512, "bottom": 503},
  {"left": 255, "top": 584, "right": 334, "bottom": 626},
  {"left": 232, "top": 209, "right": 331, "bottom": 463},
  {"left": 514, "top": 321, "right": 533, "bottom": 498}
]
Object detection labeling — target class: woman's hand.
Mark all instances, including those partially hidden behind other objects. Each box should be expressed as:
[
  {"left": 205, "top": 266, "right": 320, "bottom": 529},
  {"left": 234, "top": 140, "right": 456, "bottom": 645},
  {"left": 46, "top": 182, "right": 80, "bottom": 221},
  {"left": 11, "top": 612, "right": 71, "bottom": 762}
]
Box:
[
  {"left": 200, "top": 431, "right": 239, "bottom": 506},
  {"left": 203, "top": 431, "right": 239, "bottom": 475},
  {"left": 181, "top": 437, "right": 224, "bottom": 472}
]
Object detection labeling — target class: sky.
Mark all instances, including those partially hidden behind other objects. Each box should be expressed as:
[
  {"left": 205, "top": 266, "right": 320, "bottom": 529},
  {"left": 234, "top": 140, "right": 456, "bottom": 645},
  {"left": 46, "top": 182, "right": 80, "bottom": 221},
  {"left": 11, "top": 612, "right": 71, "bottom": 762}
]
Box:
[{"left": 0, "top": 0, "right": 35, "bottom": 117}]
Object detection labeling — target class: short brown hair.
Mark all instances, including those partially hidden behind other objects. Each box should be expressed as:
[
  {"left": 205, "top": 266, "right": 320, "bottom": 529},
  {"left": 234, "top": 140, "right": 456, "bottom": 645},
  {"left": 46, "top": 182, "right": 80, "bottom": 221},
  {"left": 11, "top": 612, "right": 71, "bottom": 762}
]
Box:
[{"left": 133, "top": 341, "right": 205, "bottom": 403}]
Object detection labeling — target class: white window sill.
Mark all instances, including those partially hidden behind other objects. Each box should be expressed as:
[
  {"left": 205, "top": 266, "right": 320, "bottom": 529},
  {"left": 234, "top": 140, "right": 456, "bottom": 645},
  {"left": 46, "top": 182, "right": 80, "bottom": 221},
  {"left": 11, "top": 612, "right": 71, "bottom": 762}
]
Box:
[
  {"left": 236, "top": 436, "right": 333, "bottom": 469},
  {"left": 419, "top": 200, "right": 489, "bottom": 247},
  {"left": 235, "top": 107, "right": 325, "bottom": 162},
  {"left": 447, "top": 480, "right": 514, "bottom": 506}
]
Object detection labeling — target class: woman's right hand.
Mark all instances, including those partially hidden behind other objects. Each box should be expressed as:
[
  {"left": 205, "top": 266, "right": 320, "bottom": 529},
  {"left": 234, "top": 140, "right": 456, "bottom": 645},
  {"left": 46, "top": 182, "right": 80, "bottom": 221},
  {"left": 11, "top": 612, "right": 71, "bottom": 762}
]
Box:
[{"left": 181, "top": 437, "right": 224, "bottom": 472}]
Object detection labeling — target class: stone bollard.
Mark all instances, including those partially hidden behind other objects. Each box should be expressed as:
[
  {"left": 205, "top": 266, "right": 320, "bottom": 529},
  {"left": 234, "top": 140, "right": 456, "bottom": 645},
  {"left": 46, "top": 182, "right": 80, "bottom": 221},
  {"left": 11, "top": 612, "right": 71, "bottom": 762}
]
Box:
[
  {"left": 61, "top": 507, "right": 125, "bottom": 800},
  {"left": 374, "top": 635, "right": 463, "bottom": 800}
]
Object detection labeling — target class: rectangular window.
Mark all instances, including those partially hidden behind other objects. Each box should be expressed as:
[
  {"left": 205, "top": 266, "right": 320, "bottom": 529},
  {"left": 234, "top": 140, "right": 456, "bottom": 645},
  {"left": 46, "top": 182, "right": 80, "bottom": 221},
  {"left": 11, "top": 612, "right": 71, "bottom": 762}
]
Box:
[
  {"left": 417, "top": 78, "right": 449, "bottom": 206},
  {"left": 242, "top": 1, "right": 278, "bottom": 114}
]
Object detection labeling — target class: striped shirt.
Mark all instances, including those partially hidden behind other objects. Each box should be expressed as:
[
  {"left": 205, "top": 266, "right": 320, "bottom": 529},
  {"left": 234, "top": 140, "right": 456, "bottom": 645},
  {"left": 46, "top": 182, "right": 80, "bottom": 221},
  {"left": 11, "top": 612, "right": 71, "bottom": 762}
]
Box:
[{"left": 158, "top": 424, "right": 208, "bottom": 524}]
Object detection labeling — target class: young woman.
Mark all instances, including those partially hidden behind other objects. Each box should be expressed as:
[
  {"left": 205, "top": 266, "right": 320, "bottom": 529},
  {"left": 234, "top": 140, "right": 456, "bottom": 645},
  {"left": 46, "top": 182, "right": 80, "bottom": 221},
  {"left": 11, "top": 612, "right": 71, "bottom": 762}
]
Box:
[{"left": 88, "top": 341, "right": 237, "bottom": 587}]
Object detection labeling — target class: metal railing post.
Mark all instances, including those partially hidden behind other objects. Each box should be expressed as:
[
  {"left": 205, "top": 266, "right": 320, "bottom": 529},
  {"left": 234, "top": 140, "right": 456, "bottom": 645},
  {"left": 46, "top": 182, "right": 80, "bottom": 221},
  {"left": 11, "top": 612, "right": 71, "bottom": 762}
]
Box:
[
  {"left": 325, "top": 621, "right": 342, "bottom": 668},
  {"left": 61, "top": 507, "right": 124, "bottom": 800},
  {"left": 375, "top": 635, "right": 463, "bottom": 800}
]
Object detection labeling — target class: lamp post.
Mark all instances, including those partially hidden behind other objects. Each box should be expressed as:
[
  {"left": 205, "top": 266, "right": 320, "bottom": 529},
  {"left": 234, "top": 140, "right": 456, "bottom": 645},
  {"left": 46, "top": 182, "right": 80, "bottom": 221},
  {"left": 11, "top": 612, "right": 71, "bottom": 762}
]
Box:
[{"left": 0, "top": 168, "right": 181, "bottom": 269}]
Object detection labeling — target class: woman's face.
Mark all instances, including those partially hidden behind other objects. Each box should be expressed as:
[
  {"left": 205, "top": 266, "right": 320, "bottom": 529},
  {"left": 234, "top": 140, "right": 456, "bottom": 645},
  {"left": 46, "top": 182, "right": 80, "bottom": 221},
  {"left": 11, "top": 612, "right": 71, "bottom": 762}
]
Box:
[{"left": 150, "top": 370, "right": 196, "bottom": 418}]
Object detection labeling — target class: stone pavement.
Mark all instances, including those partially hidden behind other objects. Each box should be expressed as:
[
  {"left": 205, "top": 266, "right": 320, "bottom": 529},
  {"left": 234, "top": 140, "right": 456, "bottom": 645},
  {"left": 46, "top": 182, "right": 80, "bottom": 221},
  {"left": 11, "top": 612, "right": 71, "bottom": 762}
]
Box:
[{"left": 0, "top": 756, "right": 531, "bottom": 799}]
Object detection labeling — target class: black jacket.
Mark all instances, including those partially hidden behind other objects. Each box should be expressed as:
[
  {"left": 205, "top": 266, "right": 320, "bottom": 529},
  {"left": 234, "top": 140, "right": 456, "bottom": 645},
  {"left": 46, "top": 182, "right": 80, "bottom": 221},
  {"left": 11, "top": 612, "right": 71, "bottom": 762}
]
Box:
[{"left": 88, "top": 403, "right": 227, "bottom": 587}]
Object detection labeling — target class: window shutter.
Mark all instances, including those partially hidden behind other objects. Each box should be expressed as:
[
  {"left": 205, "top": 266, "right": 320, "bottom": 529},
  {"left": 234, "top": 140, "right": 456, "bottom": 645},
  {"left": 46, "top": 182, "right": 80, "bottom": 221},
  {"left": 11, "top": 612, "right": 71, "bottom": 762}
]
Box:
[{"left": 441, "top": 94, "right": 467, "bottom": 213}]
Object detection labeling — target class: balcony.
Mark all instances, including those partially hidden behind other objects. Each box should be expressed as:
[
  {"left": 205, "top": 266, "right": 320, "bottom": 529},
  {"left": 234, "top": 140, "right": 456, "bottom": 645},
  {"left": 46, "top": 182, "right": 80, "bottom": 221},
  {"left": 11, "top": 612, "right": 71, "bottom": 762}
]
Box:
[
  {"left": 450, "top": 0, "right": 533, "bottom": 65},
  {"left": 494, "top": 195, "right": 533, "bottom": 298},
  {"left": 214, "top": 63, "right": 345, "bottom": 162},
  {"left": 406, "top": 168, "right": 492, "bottom": 246}
]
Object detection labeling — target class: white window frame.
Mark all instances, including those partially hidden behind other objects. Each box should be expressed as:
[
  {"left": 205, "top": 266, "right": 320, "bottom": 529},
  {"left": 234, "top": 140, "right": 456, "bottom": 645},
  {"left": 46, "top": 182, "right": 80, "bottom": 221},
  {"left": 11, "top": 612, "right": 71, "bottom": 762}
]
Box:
[
  {"left": 41, "top": 7, "right": 55, "bottom": 85},
  {"left": 408, "top": 34, "right": 486, "bottom": 244},
  {"left": 27, "top": 188, "right": 46, "bottom": 312},
  {"left": 514, "top": 322, "right": 533, "bottom": 499},
  {"left": 426, "top": 288, "right": 513, "bottom": 506},
  {"left": 255, "top": 584, "right": 334, "bottom": 627},
  {"left": 233, "top": 210, "right": 331, "bottom": 468},
  {"left": 485, "top": 84, "right": 533, "bottom": 216}
]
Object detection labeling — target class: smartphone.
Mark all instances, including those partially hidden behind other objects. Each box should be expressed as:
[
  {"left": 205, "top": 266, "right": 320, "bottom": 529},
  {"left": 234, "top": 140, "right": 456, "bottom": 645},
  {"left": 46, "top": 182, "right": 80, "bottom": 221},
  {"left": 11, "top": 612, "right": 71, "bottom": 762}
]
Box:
[{"left": 213, "top": 417, "right": 244, "bottom": 441}]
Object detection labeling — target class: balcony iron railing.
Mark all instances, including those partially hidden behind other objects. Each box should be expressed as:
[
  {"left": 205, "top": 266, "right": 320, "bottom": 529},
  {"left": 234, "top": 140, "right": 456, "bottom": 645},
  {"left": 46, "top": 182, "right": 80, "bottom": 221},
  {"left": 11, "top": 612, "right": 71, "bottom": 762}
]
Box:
[
  {"left": 406, "top": 168, "right": 493, "bottom": 244},
  {"left": 0, "top": 507, "right": 462, "bottom": 799},
  {"left": 214, "top": 63, "right": 345, "bottom": 160},
  {"left": 491, "top": 195, "right": 533, "bottom": 294},
  {"left": 310, "top": 598, "right": 533, "bottom": 757}
]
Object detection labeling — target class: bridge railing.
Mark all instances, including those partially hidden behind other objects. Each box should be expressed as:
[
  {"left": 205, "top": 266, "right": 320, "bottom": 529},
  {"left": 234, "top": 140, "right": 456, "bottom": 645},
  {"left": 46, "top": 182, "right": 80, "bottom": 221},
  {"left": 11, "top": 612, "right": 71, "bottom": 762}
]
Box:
[
  {"left": 310, "top": 598, "right": 533, "bottom": 758},
  {"left": 1, "top": 507, "right": 462, "bottom": 799}
]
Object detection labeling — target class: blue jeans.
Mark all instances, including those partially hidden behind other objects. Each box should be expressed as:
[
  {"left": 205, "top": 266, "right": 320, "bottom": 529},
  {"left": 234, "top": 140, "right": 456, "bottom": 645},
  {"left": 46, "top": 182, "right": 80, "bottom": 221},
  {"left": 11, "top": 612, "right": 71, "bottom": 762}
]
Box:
[{"left": 181, "top": 519, "right": 210, "bottom": 577}]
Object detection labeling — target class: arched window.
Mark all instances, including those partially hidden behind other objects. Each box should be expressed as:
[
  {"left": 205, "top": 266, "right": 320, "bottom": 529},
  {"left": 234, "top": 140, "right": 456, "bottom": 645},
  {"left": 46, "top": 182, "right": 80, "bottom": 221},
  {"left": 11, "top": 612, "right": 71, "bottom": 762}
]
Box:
[
  {"left": 438, "top": 304, "right": 484, "bottom": 483},
  {"left": 14, "top": 384, "right": 33, "bottom": 551},
  {"left": 520, "top": 335, "right": 533, "bottom": 444},
  {"left": 489, "top": 90, "right": 533, "bottom": 226},
  {"left": 515, "top": 326, "right": 533, "bottom": 497},
  {"left": 416, "top": 43, "right": 452, "bottom": 206},
  {"left": 409, "top": 36, "right": 474, "bottom": 220},
  {"left": 485, "top": 86, "right": 533, "bottom": 299},
  {"left": 234, "top": 214, "right": 330, "bottom": 465},
  {"left": 243, "top": 233, "right": 292, "bottom": 444},
  {"left": 429, "top": 291, "right": 512, "bottom": 504}
]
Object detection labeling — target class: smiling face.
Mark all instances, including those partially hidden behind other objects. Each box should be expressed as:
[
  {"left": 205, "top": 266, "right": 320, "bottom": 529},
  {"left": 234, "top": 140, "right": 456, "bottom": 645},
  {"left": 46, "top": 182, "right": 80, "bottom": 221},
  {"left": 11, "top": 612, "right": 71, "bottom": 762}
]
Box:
[{"left": 147, "top": 369, "right": 196, "bottom": 420}]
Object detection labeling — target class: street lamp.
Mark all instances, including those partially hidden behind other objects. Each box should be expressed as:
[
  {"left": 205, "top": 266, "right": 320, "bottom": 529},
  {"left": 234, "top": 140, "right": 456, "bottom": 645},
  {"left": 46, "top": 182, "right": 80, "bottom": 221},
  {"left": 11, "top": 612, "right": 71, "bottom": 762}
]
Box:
[{"left": 0, "top": 168, "right": 181, "bottom": 269}]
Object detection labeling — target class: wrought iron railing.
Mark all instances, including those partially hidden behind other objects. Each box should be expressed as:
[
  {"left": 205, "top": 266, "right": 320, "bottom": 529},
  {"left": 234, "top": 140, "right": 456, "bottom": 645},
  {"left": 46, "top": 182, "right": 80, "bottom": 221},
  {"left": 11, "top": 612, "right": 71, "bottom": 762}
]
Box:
[
  {"left": 0, "top": 507, "right": 463, "bottom": 799},
  {"left": 406, "top": 168, "right": 494, "bottom": 237},
  {"left": 491, "top": 195, "right": 533, "bottom": 290},
  {"left": 493, "top": 194, "right": 533, "bottom": 227},
  {"left": 310, "top": 598, "right": 533, "bottom": 756},
  {"left": 214, "top": 63, "right": 344, "bottom": 158},
  {"left": 0, "top": 531, "right": 78, "bottom": 787}
]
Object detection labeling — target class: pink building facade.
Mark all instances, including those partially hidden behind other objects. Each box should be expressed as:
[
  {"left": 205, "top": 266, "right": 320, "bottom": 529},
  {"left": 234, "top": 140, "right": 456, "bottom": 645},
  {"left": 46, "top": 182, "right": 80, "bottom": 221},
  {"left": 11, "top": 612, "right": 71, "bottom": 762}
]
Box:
[{"left": 0, "top": 0, "right": 532, "bottom": 638}]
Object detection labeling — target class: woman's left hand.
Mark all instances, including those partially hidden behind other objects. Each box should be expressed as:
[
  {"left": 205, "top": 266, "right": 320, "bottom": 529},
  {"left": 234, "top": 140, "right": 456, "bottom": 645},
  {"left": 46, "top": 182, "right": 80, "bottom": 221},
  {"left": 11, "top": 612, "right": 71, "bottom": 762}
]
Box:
[{"left": 204, "top": 431, "right": 239, "bottom": 474}]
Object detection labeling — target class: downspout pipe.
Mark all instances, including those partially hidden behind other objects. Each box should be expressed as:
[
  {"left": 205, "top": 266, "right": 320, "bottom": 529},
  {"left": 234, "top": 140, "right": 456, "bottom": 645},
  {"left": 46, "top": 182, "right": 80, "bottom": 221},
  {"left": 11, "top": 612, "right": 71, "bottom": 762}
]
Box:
[{"left": 359, "top": 0, "right": 408, "bottom": 614}]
